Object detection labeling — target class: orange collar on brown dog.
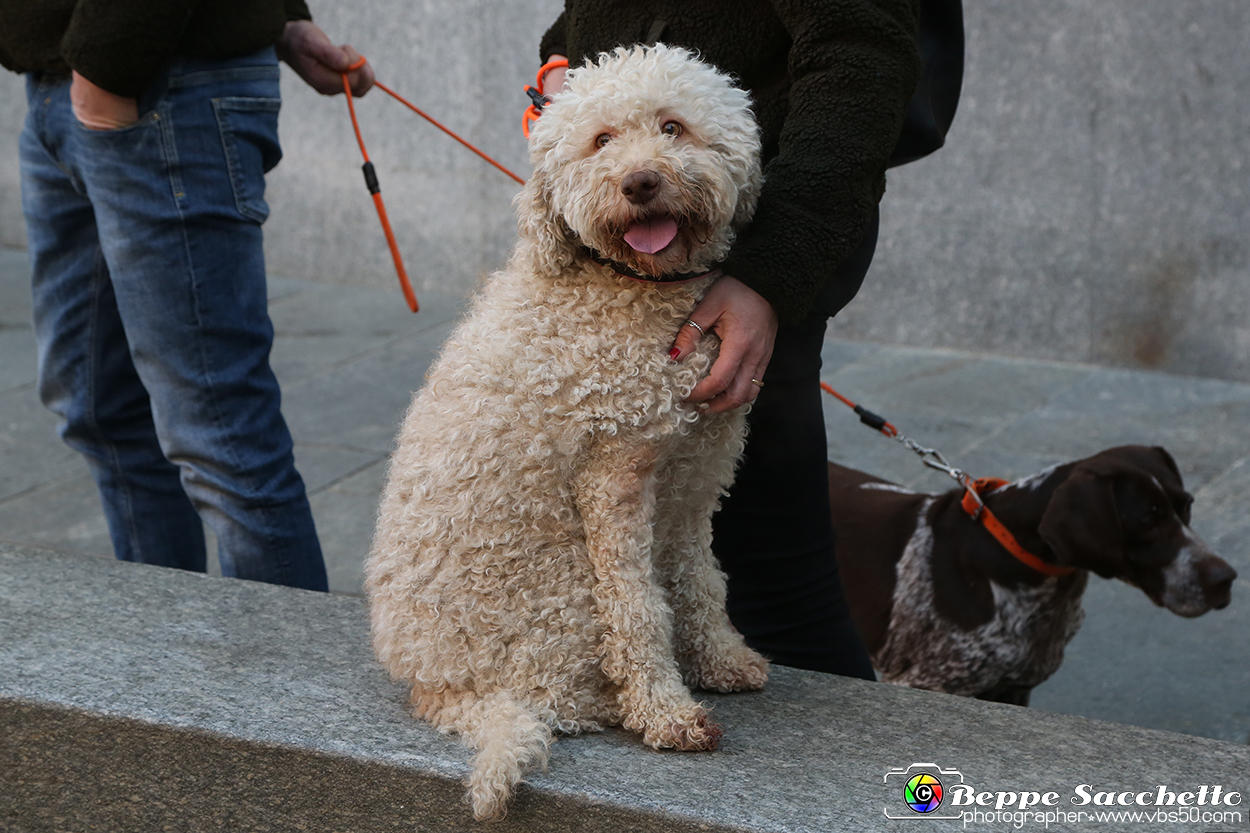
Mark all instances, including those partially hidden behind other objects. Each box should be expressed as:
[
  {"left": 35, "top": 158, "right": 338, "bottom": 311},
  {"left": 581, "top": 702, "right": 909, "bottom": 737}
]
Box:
[{"left": 961, "top": 477, "right": 1077, "bottom": 577}]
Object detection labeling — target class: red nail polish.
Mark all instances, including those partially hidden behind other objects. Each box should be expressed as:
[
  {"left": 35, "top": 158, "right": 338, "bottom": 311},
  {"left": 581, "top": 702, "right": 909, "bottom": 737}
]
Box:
[{"left": 668, "top": 347, "right": 681, "bottom": 362}]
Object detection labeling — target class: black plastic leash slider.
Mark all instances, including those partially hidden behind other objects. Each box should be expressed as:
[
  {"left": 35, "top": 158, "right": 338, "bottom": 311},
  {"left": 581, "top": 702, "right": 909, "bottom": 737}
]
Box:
[
  {"left": 524, "top": 86, "right": 550, "bottom": 109},
  {"left": 853, "top": 404, "right": 889, "bottom": 433},
  {"left": 361, "top": 161, "right": 380, "bottom": 195}
]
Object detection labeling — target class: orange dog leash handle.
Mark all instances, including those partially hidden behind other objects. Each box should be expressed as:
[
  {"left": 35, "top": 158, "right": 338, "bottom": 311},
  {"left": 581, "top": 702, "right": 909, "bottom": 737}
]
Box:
[
  {"left": 522, "top": 57, "right": 568, "bottom": 138},
  {"left": 361, "top": 161, "right": 419, "bottom": 313},
  {"left": 341, "top": 56, "right": 418, "bottom": 312}
]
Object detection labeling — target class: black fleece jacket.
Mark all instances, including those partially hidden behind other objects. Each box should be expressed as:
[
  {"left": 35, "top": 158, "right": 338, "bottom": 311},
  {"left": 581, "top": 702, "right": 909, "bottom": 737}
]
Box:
[
  {"left": 541, "top": 0, "right": 921, "bottom": 324},
  {"left": 0, "top": 0, "right": 312, "bottom": 98}
]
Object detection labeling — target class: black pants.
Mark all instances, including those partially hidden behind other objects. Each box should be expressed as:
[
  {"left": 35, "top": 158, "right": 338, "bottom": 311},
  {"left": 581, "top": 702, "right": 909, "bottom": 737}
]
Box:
[{"left": 713, "top": 209, "right": 879, "bottom": 680}]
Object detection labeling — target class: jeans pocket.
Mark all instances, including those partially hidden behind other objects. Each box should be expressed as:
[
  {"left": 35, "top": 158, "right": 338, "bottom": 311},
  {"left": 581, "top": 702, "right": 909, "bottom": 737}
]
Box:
[{"left": 212, "top": 96, "right": 282, "bottom": 224}]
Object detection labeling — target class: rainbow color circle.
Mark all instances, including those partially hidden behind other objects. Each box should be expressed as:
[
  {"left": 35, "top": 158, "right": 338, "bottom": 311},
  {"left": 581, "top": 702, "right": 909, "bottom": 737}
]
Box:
[{"left": 904, "top": 773, "right": 944, "bottom": 813}]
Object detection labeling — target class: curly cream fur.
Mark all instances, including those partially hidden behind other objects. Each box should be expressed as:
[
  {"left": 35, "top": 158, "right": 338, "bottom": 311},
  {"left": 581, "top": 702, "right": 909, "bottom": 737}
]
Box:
[{"left": 366, "top": 45, "right": 768, "bottom": 822}]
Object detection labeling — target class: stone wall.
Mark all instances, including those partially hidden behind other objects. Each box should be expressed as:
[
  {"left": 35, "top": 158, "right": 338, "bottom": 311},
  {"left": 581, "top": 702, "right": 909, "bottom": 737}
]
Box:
[
  {"left": 849, "top": 0, "right": 1250, "bottom": 381},
  {"left": 1, "top": 0, "right": 1246, "bottom": 380}
]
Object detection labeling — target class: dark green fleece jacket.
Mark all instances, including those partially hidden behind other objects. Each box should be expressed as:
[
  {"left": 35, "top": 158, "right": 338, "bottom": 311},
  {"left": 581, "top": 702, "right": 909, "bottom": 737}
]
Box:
[
  {"left": 541, "top": 0, "right": 921, "bottom": 324},
  {"left": 0, "top": 0, "right": 311, "bottom": 98}
]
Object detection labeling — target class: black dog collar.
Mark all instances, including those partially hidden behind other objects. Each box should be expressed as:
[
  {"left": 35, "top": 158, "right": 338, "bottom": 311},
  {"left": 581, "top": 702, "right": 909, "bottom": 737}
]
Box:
[{"left": 581, "top": 247, "right": 720, "bottom": 284}]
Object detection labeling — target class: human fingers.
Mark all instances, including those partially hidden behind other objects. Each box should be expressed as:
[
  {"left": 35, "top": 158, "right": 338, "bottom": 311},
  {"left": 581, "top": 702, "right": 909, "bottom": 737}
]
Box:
[
  {"left": 687, "top": 333, "right": 748, "bottom": 405},
  {"left": 542, "top": 54, "right": 568, "bottom": 96},
  {"left": 70, "top": 71, "right": 138, "bottom": 130},
  {"left": 340, "top": 45, "right": 376, "bottom": 96},
  {"left": 689, "top": 327, "right": 774, "bottom": 412},
  {"left": 279, "top": 21, "right": 354, "bottom": 95},
  {"left": 699, "top": 346, "right": 772, "bottom": 414},
  {"left": 682, "top": 275, "right": 777, "bottom": 408},
  {"left": 668, "top": 317, "right": 710, "bottom": 363}
]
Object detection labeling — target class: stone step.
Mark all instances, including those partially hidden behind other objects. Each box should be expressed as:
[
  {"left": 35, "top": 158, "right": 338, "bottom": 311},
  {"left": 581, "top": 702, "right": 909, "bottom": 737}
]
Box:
[{"left": 2, "top": 543, "right": 1246, "bottom": 832}]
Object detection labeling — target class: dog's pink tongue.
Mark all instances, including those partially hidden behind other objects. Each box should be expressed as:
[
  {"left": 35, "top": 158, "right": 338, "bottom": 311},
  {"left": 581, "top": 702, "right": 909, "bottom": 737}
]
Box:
[{"left": 624, "top": 216, "right": 678, "bottom": 254}]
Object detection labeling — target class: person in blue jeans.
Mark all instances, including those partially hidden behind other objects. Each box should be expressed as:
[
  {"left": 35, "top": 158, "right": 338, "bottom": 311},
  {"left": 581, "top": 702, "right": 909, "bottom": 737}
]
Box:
[{"left": 2, "top": 3, "right": 374, "bottom": 590}]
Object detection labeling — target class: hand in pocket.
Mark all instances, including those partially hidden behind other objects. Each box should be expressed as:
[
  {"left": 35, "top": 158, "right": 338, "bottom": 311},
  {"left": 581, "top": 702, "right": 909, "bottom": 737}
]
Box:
[{"left": 71, "top": 72, "right": 139, "bottom": 130}]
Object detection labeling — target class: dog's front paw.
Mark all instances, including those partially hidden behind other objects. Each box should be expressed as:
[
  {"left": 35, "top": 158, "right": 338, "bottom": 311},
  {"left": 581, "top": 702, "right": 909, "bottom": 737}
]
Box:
[
  {"left": 689, "top": 643, "right": 770, "bottom": 693},
  {"left": 656, "top": 709, "right": 723, "bottom": 751},
  {"left": 622, "top": 692, "right": 722, "bottom": 752},
  {"left": 640, "top": 704, "right": 722, "bottom": 752}
]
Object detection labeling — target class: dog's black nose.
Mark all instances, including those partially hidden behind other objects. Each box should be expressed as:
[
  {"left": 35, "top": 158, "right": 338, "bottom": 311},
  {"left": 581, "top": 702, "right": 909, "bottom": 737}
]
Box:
[
  {"left": 621, "top": 170, "right": 661, "bottom": 204},
  {"left": 1198, "top": 556, "right": 1236, "bottom": 608}
]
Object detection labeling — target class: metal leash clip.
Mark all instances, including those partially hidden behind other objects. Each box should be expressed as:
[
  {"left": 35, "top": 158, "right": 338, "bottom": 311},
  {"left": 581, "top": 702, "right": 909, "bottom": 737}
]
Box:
[
  {"left": 893, "top": 433, "right": 984, "bottom": 515},
  {"left": 819, "top": 380, "right": 983, "bottom": 512}
]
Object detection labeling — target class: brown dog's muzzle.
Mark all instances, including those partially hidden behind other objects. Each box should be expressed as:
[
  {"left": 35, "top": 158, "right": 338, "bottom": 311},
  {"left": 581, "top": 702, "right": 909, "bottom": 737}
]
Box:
[{"left": 1198, "top": 555, "right": 1236, "bottom": 609}]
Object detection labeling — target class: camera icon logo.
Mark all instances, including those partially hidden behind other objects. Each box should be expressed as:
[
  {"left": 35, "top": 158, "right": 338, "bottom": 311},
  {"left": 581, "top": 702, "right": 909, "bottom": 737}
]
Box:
[
  {"left": 884, "top": 763, "right": 965, "bottom": 820},
  {"left": 904, "top": 772, "right": 944, "bottom": 813}
]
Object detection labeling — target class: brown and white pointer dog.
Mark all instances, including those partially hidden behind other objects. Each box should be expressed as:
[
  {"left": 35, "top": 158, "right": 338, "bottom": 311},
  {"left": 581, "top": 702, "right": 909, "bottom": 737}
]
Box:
[{"left": 829, "top": 445, "right": 1236, "bottom": 706}]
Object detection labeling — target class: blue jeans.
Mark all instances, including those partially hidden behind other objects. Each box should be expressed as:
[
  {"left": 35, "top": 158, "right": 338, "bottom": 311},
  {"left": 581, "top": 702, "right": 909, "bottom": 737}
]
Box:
[{"left": 19, "top": 49, "right": 328, "bottom": 591}]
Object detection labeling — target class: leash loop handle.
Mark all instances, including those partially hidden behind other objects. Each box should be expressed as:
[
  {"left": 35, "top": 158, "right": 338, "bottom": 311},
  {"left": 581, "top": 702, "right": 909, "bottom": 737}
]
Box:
[
  {"left": 523, "top": 58, "right": 569, "bottom": 137},
  {"left": 341, "top": 60, "right": 418, "bottom": 312},
  {"left": 337, "top": 52, "right": 537, "bottom": 313}
]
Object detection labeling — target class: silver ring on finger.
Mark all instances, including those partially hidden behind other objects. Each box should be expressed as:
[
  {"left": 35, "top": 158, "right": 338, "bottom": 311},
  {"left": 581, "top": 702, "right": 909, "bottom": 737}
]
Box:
[
  {"left": 685, "top": 320, "right": 706, "bottom": 336},
  {"left": 750, "top": 378, "right": 765, "bottom": 388}
]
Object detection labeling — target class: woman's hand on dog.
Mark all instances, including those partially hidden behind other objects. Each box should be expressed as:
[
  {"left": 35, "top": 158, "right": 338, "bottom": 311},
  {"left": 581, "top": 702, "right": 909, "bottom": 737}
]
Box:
[{"left": 670, "top": 276, "right": 778, "bottom": 413}]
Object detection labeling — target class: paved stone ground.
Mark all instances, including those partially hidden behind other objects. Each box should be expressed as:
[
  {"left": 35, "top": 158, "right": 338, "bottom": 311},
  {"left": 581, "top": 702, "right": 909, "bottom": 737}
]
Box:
[{"left": 2, "top": 245, "right": 1246, "bottom": 745}]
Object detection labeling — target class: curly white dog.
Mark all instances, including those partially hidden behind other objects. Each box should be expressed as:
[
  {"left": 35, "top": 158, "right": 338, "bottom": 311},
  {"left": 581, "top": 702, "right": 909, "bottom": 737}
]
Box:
[{"left": 366, "top": 44, "right": 768, "bottom": 821}]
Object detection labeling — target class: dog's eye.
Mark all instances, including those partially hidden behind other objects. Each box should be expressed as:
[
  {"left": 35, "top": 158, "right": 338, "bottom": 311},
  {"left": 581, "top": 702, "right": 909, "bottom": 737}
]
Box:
[
  {"left": 661, "top": 120, "right": 684, "bottom": 137},
  {"left": 1176, "top": 494, "right": 1194, "bottom": 523},
  {"left": 594, "top": 133, "right": 612, "bottom": 149}
]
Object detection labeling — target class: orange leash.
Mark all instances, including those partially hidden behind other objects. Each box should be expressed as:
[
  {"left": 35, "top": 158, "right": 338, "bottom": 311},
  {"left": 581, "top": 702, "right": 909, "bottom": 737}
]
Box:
[
  {"left": 522, "top": 58, "right": 568, "bottom": 138},
  {"left": 820, "top": 381, "right": 899, "bottom": 437},
  {"left": 372, "top": 79, "right": 525, "bottom": 186},
  {"left": 341, "top": 61, "right": 417, "bottom": 312},
  {"left": 821, "top": 382, "right": 1075, "bottom": 577},
  {"left": 339, "top": 56, "right": 529, "bottom": 313}
]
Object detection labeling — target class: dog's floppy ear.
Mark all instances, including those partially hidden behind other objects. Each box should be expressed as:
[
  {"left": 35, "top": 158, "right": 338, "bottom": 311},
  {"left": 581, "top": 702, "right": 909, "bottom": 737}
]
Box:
[
  {"left": 515, "top": 170, "right": 577, "bottom": 275},
  {"left": 732, "top": 153, "right": 764, "bottom": 228},
  {"left": 1038, "top": 471, "right": 1122, "bottom": 578},
  {"left": 716, "top": 110, "right": 763, "bottom": 229},
  {"left": 1150, "top": 445, "right": 1182, "bottom": 481}
]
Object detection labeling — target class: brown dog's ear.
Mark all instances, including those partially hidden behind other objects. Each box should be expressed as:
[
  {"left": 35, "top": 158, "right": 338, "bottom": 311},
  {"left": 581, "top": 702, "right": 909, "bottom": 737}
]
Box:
[
  {"left": 515, "top": 171, "right": 577, "bottom": 276},
  {"left": 1150, "top": 446, "right": 1182, "bottom": 480},
  {"left": 1038, "top": 471, "right": 1123, "bottom": 577}
]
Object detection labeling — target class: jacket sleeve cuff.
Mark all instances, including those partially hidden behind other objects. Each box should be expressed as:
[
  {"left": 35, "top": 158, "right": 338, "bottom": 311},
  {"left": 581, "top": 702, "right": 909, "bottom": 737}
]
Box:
[
  {"left": 284, "top": 0, "right": 313, "bottom": 22},
  {"left": 539, "top": 12, "right": 568, "bottom": 63},
  {"left": 720, "top": 185, "right": 881, "bottom": 326}
]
